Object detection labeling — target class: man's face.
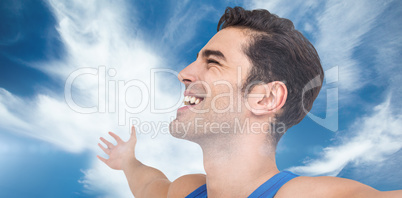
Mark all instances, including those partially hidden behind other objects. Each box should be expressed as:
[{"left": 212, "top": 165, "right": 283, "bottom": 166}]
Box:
[{"left": 169, "top": 27, "right": 253, "bottom": 141}]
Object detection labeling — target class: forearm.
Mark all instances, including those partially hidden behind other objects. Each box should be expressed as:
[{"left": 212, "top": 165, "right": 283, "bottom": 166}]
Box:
[{"left": 123, "top": 157, "right": 171, "bottom": 197}]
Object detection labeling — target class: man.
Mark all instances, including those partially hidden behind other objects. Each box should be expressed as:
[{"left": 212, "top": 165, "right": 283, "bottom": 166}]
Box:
[{"left": 97, "top": 7, "right": 402, "bottom": 198}]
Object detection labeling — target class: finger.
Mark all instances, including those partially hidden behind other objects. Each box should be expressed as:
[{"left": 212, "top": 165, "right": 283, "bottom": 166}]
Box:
[
  {"left": 97, "top": 155, "right": 108, "bottom": 164},
  {"left": 100, "top": 137, "right": 114, "bottom": 149},
  {"left": 130, "top": 125, "right": 137, "bottom": 142},
  {"left": 131, "top": 125, "right": 137, "bottom": 137},
  {"left": 98, "top": 143, "right": 110, "bottom": 154},
  {"left": 109, "top": 132, "right": 123, "bottom": 144},
  {"left": 131, "top": 125, "right": 136, "bottom": 136}
]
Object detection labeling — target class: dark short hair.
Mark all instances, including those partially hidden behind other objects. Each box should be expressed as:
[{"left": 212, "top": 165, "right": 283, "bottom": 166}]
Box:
[{"left": 218, "top": 7, "right": 324, "bottom": 145}]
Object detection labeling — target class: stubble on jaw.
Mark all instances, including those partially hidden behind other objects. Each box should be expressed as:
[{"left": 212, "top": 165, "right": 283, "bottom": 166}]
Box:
[{"left": 169, "top": 86, "right": 247, "bottom": 141}]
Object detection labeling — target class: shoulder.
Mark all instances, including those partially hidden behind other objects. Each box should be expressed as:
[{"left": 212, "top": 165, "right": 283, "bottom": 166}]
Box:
[
  {"left": 167, "top": 174, "right": 206, "bottom": 198},
  {"left": 275, "top": 175, "right": 386, "bottom": 198}
]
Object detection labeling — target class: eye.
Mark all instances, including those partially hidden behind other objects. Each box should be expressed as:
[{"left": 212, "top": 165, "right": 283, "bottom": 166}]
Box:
[{"left": 207, "top": 59, "right": 220, "bottom": 65}]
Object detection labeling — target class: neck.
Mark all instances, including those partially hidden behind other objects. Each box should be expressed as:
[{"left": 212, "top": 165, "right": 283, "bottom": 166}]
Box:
[{"left": 199, "top": 132, "right": 279, "bottom": 197}]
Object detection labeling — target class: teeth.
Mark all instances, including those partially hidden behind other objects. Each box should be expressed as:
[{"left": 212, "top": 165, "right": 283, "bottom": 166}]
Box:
[{"left": 183, "top": 96, "right": 202, "bottom": 105}]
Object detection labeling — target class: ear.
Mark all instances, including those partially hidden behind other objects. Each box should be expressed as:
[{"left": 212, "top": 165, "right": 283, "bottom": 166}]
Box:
[{"left": 246, "top": 81, "right": 288, "bottom": 116}]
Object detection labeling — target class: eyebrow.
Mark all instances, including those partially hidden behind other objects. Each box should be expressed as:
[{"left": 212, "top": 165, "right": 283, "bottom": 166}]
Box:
[{"left": 197, "top": 49, "right": 226, "bottom": 61}]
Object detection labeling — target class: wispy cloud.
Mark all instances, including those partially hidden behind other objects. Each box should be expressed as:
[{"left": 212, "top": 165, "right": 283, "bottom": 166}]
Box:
[
  {"left": 314, "top": 0, "right": 389, "bottom": 93},
  {"left": 0, "top": 0, "right": 205, "bottom": 197},
  {"left": 160, "top": 1, "right": 219, "bottom": 51},
  {"left": 79, "top": 162, "right": 133, "bottom": 198},
  {"left": 248, "top": 0, "right": 320, "bottom": 24},
  {"left": 288, "top": 94, "right": 402, "bottom": 176},
  {"left": 248, "top": 0, "right": 389, "bottom": 95}
]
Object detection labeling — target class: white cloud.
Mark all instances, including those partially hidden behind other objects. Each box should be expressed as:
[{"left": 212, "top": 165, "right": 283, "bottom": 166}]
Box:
[
  {"left": 314, "top": 0, "right": 389, "bottom": 93},
  {"left": 288, "top": 95, "right": 402, "bottom": 176},
  {"left": 0, "top": 0, "right": 205, "bottom": 197},
  {"left": 160, "top": 1, "right": 219, "bottom": 51},
  {"left": 248, "top": 0, "right": 319, "bottom": 22},
  {"left": 79, "top": 162, "right": 133, "bottom": 198},
  {"left": 0, "top": 89, "right": 31, "bottom": 132},
  {"left": 248, "top": 0, "right": 390, "bottom": 97}
]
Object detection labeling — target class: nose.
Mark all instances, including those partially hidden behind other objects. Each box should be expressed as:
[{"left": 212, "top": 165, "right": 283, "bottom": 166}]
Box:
[{"left": 178, "top": 61, "right": 198, "bottom": 86}]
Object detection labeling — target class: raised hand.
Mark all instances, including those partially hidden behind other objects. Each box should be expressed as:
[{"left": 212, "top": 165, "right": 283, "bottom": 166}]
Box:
[
  {"left": 96, "top": 125, "right": 203, "bottom": 197},
  {"left": 97, "top": 126, "right": 138, "bottom": 170}
]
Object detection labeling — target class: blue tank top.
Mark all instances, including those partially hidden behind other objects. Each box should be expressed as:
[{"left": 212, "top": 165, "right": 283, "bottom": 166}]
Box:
[{"left": 185, "top": 171, "right": 298, "bottom": 198}]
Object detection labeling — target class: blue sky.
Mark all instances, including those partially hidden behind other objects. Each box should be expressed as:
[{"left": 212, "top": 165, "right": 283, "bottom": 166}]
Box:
[{"left": 1, "top": 0, "right": 401, "bottom": 197}]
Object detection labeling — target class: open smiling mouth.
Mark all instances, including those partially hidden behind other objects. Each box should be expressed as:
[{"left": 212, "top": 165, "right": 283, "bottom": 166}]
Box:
[{"left": 183, "top": 96, "right": 204, "bottom": 106}]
